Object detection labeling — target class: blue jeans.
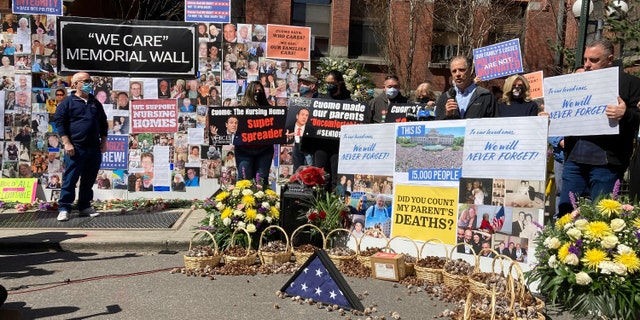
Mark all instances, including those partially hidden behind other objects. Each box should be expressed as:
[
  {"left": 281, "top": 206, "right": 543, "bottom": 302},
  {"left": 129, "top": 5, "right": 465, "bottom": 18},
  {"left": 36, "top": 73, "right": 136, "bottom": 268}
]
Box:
[
  {"left": 235, "top": 145, "right": 274, "bottom": 184},
  {"left": 59, "top": 146, "right": 102, "bottom": 212},
  {"left": 558, "top": 160, "right": 623, "bottom": 216}
]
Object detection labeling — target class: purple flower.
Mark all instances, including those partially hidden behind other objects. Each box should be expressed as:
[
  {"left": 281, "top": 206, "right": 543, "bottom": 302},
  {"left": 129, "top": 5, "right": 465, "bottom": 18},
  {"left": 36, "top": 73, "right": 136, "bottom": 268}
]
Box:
[
  {"left": 612, "top": 180, "right": 621, "bottom": 200},
  {"left": 635, "top": 232, "right": 640, "bottom": 241},
  {"left": 0, "top": 201, "right": 5, "bottom": 208},
  {"left": 242, "top": 167, "right": 247, "bottom": 179},
  {"left": 569, "top": 192, "right": 578, "bottom": 210},
  {"left": 568, "top": 244, "right": 580, "bottom": 256},
  {"left": 531, "top": 220, "right": 544, "bottom": 230},
  {"left": 575, "top": 239, "right": 583, "bottom": 247}
]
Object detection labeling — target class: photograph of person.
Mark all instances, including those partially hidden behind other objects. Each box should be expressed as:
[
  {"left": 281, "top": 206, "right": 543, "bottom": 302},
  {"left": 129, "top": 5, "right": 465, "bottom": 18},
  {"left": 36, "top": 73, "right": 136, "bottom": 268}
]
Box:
[{"left": 504, "top": 179, "right": 545, "bottom": 209}]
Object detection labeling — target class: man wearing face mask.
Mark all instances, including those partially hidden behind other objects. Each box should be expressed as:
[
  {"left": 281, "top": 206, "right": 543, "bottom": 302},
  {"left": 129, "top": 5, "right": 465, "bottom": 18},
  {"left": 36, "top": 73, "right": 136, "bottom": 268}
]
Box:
[
  {"left": 435, "top": 56, "right": 497, "bottom": 120},
  {"left": 367, "top": 74, "right": 408, "bottom": 123},
  {"left": 298, "top": 74, "right": 318, "bottom": 98},
  {"left": 54, "top": 72, "right": 108, "bottom": 222}
]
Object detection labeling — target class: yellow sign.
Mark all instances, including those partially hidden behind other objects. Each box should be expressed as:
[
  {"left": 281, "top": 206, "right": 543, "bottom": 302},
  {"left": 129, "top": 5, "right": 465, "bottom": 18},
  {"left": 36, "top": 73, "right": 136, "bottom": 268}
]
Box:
[
  {"left": 0, "top": 178, "right": 37, "bottom": 203},
  {"left": 392, "top": 184, "right": 458, "bottom": 245}
]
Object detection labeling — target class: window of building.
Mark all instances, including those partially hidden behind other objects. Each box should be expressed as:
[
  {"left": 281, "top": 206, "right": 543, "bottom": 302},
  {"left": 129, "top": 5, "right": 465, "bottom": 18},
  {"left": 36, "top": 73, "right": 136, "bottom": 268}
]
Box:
[
  {"left": 292, "top": 0, "right": 331, "bottom": 56},
  {"left": 230, "top": 0, "right": 246, "bottom": 23},
  {"left": 348, "top": 0, "right": 381, "bottom": 57}
]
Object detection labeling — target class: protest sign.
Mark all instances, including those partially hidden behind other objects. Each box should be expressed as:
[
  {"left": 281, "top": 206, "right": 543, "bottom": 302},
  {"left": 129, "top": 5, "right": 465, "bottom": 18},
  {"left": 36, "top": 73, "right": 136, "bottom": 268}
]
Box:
[
  {"left": 383, "top": 103, "right": 433, "bottom": 123},
  {"left": 13, "top": 0, "right": 63, "bottom": 15},
  {"left": 0, "top": 178, "right": 37, "bottom": 203},
  {"left": 473, "top": 39, "right": 523, "bottom": 81},
  {"left": 392, "top": 184, "right": 457, "bottom": 244},
  {"left": 524, "top": 71, "right": 544, "bottom": 99},
  {"left": 101, "top": 135, "right": 129, "bottom": 170},
  {"left": 266, "top": 24, "right": 311, "bottom": 61},
  {"left": 208, "top": 106, "right": 287, "bottom": 146},
  {"left": 58, "top": 17, "right": 197, "bottom": 77},
  {"left": 544, "top": 67, "right": 619, "bottom": 136},
  {"left": 394, "top": 121, "right": 466, "bottom": 186},
  {"left": 287, "top": 97, "right": 368, "bottom": 140},
  {"left": 338, "top": 124, "right": 395, "bottom": 176},
  {"left": 462, "top": 117, "right": 548, "bottom": 181},
  {"left": 184, "top": 0, "right": 230, "bottom": 23},
  {"left": 130, "top": 99, "right": 179, "bottom": 133}
]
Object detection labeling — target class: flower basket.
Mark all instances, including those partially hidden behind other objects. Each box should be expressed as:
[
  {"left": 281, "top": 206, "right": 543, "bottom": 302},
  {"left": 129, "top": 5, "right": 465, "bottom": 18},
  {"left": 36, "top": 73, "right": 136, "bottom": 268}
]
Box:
[
  {"left": 224, "top": 227, "right": 258, "bottom": 266},
  {"left": 415, "top": 238, "right": 448, "bottom": 284},
  {"left": 258, "top": 225, "right": 292, "bottom": 265},
  {"left": 385, "top": 236, "right": 419, "bottom": 276},
  {"left": 325, "top": 228, "right": 357, "bottom": 267},
  {"left": 468, "top": 251, "right": 510, "bottom": 297},
  {"left": 443, "top": 242, "right": 476, "bottom": 288},
  {"left": 291, "top": 223, "right": 325, "bottom": 265},
  {"left": 508, "top": 261, "right": 545, "bottom": 313},
  {"left": 183, "top": 230, "right": 222, "bottom": 269},
  {"left": 355, "top": 233, "right": 386, "bottom": 269}
]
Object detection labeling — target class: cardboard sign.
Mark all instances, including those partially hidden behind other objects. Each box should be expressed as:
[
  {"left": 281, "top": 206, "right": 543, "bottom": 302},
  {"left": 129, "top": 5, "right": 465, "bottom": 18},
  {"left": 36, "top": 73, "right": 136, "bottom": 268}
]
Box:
[
  {"left": 0, "top": 179, "right": 37, "bottom": 203},
  {"left": 130, "top": 99, "right": 179, "bottom": 133},
  {"left": 524, "top": 71, "right": 544, "bottom": 99},
  {"left": 266, "top": 24, "right": 311, "bottom": 61}
]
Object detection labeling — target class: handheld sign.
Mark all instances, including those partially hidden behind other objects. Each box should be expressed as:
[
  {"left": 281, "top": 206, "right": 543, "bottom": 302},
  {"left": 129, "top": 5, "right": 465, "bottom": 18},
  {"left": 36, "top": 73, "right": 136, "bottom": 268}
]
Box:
[{"left": 473, "top": 39, "right": 523, "bottom": 81}]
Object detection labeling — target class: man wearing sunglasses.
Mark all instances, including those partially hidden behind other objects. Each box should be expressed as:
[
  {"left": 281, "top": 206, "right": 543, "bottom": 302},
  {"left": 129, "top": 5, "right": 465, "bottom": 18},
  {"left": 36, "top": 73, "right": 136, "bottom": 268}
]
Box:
[{"left": 54, "top": 72, "right": 108, "bottom": 222}]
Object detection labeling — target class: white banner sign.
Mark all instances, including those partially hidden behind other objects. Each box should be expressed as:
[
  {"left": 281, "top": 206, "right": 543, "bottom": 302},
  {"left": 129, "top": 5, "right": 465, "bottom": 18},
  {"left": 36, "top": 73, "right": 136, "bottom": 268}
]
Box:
[{"left": 338, "top": 124, "right": 396, "bottom": 175}]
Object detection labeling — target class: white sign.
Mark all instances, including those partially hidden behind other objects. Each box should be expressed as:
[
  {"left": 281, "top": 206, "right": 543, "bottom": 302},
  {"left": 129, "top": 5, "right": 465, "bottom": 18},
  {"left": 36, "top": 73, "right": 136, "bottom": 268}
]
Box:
[
  {"left": 544, "top": 67, "right": 619, "bottom": 136},
  {"left": 338, "top": 124, "right": 395, "bottom": 175},
  {"left": 462, "top": 117, "right": 548, "bottom": 181}
]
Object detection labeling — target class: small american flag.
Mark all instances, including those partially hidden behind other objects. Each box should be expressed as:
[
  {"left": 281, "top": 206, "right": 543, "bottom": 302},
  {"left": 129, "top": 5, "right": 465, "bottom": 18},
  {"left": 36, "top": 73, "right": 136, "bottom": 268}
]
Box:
[
  {"left": 492, "top": 206, "right": 505, "bottom": 231},
  {"left": 282, "top": 250, "right": 363, "bottom": 311}
]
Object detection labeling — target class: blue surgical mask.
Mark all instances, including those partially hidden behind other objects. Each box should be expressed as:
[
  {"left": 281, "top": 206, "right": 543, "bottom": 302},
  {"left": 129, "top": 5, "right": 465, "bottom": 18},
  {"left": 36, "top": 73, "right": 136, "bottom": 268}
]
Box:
[
  {"left": 81, "top": 83, "right": 93, "bottom": 94},
  {"left": 385, "top": 87, "right": 399, "bottom": 99},
  {"left": 299, "top": 85, "right": 311, "bottom": 95},
  {"left": 326, "top": 84, "right": 337, "bottom": 93}
]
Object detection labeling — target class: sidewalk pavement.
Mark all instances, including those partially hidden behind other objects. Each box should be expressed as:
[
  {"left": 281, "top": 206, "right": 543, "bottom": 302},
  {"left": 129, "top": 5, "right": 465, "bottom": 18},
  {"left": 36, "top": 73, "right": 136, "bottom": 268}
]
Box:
[{"left": 0, "top": 208, "right": 206, "bottom": 253}]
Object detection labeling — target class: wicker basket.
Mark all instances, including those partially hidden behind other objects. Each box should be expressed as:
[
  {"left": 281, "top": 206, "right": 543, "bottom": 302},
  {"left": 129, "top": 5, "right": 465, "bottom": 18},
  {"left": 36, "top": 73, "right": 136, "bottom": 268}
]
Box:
[
  {"left": 355, "top": 233, "right": 386, "bottom": 269},
  {"left": 224, "top": 227, "right": 258, "bottom": 266},
  {"left": 385, "top": 236, "right": 419, "bottom": 276},
  {"left": 325, "top": 228, "right": 357, "bottom": 267},
  {"left": 258, "top": 225, "right": 292, "bottom": 265},
  {"left": 414, "top": 238, "right": 448, "bottom": 284},
  {"left": 442, "top": 242, "right": 476, "bottom": 288},
  {"left": 183, "top": 230, "right": 222, "bottom": 269},
  {"left": 291, "top": 223, "right": 325, "bottom": 265},
  {"left": 468, "top": 251, "right": 510, "bottom": 297},
  {"left": 508, "top": 261, "right": 545, "bottom": 313}
]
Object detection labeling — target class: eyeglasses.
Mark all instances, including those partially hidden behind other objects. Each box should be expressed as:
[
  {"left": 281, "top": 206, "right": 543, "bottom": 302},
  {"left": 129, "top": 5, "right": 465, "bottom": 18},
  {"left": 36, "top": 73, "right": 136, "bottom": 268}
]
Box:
[
  {"left": 55, "top": 93, "right": 65, "bottom": 96},
  {"left": 76, "top": 79, "right": 93, "bottom": 84}
]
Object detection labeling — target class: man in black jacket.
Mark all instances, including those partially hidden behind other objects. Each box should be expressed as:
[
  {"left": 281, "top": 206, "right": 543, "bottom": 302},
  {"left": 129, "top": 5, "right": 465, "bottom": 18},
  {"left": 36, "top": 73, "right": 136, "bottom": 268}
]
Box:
[
  {"left": 367, "top": 74, "right": 408, "bottom": 123},
  {"left": 435, "top": 56, "right": 498, "bottom": 120}
]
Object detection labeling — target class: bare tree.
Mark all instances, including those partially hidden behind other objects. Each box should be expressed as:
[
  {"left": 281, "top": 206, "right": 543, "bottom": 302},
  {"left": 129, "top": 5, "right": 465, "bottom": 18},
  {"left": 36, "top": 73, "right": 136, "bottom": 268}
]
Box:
[{"left": 110, "top": 0, "right": 184, "bottom": 21}]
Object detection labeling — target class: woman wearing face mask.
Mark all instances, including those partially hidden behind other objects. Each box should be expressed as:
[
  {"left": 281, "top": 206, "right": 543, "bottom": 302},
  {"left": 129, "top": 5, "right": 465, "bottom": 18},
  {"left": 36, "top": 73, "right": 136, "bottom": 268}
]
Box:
[
  {"left": 234, "top": 81, "right": 274, "bottom": 185},
  {"left": 497, "top": 75, "right": 538, "bottom": 117},
  {"left": 367, "top": 74, "right": 408, "bottom": 123},
  {"left": 320, "top": 70, "right": 351, "bottom": 100}
]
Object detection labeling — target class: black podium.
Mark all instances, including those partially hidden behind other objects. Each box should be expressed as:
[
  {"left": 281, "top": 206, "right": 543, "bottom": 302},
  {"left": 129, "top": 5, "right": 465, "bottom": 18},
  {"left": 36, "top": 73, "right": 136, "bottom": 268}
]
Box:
[{"left": 279, "top": 183, "right": 314, "bottom": 245}]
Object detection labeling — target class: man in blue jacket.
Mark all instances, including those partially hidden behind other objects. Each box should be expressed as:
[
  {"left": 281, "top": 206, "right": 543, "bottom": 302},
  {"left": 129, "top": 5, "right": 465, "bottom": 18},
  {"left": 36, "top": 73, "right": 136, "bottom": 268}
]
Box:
[{"left": 54, "top": 72, "right": 108, "bottom": 221}]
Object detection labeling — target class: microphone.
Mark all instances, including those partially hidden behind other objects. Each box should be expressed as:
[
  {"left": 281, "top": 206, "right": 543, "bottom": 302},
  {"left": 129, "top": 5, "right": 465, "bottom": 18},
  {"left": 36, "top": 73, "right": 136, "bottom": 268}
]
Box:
[{"left": 446, "top": 87, "right": 457, "bottom": 100}]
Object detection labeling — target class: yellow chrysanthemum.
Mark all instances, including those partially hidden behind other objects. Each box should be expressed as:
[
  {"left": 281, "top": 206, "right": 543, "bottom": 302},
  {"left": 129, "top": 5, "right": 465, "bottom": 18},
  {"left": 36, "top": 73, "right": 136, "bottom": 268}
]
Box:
[
  {"left": 265, "top": 189, "right": 277, "bottom": 196},
  {"left": 245, "top": 208, "right": 257, "bottom": 221},
  {"left": 557, "top": 242, "right": 571, "bottom": 262},
  {"left": 242, "top": 194, "right": 256, "bottom": 207},
  {"left": 235, "top": 180, "right": 252, "bottom": 189},
  {"left": 270, "top": 206, "right": 280, "bottom": 219},
  {"left": 220, "top": 207, "right": 232, "bottom": 219},
  {"left": 596, "top": 199, "right": 622, "bottom": 217},
  {"left": 581, "top": 248, "right": 609, "bottom": 270},
  {"left": 585, "top": 221, "right": 613, "bottom": 240},
  {"left": 555, "top": 214, "right": 573, "bottom": 230},
  {"left": 614, "top": 252, "right": 640, "bottom": 274},
  {"left": 215, "top": 191, "right": 230, "bottom": 202},
  {"left": 633, "top": 217, "right": 640, "bottom": 229}
]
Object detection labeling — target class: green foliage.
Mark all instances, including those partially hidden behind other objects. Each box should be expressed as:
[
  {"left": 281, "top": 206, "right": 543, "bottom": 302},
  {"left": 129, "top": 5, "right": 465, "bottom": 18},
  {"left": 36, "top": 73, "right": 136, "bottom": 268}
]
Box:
[{"left": 316, "top": 57, "right": 375, "bottom": 102}]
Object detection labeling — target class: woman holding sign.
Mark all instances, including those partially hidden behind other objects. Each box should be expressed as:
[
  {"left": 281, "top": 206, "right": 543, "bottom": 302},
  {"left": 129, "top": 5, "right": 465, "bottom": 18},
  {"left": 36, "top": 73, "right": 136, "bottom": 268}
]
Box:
[
  {"left": 497, "top": 75, "right": 539, "bottom": 117},
  {"left": 235, "top": 81, "right": 274, "bottom": 185}
]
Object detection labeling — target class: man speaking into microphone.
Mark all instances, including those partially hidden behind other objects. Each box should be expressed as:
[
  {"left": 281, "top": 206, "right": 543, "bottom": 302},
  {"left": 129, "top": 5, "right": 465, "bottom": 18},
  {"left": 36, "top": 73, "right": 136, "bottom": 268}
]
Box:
[{"left": 435, "top": 56, "right": 498, "bottom": 120}]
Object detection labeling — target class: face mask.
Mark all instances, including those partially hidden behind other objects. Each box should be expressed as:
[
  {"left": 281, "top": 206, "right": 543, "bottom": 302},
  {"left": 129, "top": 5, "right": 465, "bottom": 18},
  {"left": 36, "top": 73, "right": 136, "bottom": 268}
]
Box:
[
  {"left": 385, "top": 87, "right": 398, "bottom": 99},
  {"left": 511, "top": 86, "right": 522, "bottom": 98},
  {"left": 418, "top": 96, "right": 430, "bottom": 103},
  {"left": 299, "top": 85, "right": 311, "bottom": 95},
  {"left": 81, "top": 83, "right": 92, "bottom": 94},
  {"left": 254, "top": 94, "right": 260, "bottom": 101},
  {"left": 326, "top": 84, "right": 337, "bottom": 93}
]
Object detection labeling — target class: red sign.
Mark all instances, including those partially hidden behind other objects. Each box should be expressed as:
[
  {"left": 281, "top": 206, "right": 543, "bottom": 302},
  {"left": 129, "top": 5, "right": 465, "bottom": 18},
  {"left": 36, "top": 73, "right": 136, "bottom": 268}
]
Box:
[{"left": 131, "top": 99, "right": 179, "bottom": 133}]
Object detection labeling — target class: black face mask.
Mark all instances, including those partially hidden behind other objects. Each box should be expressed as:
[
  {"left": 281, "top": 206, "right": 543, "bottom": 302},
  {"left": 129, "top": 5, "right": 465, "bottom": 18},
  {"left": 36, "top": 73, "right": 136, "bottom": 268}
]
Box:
[{"left": 418, "top": 97, "right": 430, "bottom": 103}]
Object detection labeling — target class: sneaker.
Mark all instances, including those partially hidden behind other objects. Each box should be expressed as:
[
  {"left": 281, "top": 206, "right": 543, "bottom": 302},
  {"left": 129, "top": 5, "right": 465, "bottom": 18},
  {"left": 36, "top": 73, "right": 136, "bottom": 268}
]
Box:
[
  {"left": 57, "top": 210, "right": 69, "bottom": 221},
  {"left": 79, "top": 207, "right": 100, "bottom": 217}
]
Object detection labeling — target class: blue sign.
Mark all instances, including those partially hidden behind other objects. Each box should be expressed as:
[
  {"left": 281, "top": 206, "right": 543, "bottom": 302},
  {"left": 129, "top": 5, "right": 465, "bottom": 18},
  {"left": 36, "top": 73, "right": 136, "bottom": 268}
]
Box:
[
  {"left": 12, "top": 0, "right": 63, "bottom": 16},
  {"left": 185, "top": 0, "right": 231, "bottom": 23},
  {"left": 101, "top": 136, "right": 129, "bottom": 170},
  {"left": 473, "top": 39, "right": 523, "bottom": 81}
]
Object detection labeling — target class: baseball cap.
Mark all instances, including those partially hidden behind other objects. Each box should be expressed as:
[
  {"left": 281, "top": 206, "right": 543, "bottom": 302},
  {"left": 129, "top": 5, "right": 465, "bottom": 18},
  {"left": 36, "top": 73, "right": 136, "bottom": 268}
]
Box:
[{"left": 298, "top": 74, "right": 317, "bottom": 84}]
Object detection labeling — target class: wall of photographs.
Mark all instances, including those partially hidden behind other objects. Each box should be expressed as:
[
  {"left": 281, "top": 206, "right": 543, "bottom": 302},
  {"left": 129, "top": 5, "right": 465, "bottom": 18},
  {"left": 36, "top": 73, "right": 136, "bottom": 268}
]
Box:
[{"left": 0, "top": 15, "right": 311, "bottom": 201}]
